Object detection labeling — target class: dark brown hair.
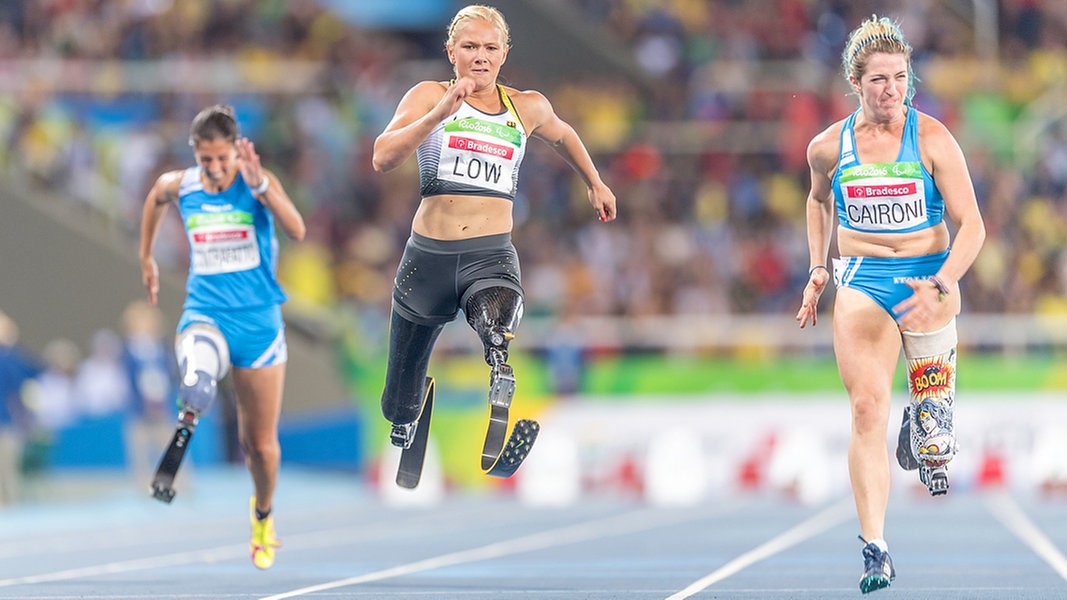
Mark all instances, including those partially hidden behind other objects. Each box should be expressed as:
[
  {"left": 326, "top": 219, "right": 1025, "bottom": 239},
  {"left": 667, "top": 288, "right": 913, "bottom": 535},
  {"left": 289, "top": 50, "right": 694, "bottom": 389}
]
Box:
[{"left": 189, "top": 104, "right": 239, "bottom": 147}]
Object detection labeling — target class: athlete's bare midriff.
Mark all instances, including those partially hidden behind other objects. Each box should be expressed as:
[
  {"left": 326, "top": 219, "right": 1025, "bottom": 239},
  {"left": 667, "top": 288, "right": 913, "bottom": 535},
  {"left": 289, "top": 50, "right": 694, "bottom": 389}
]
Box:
[
  {"left": 838, "top": 221, "right": 950, "bottom": 258},
  {"left": 412, "top": 194, "right": 513, "bottom": 240}
]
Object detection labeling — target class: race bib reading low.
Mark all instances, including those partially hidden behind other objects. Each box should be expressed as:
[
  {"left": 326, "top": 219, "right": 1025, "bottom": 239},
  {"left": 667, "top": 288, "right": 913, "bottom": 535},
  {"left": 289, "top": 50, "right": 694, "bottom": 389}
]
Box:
[
  {"left": 437, "top": 117, "right": 521, "bottom": 195},
  {"left": 840, "top": 162, "right": 926, "bottom": 231},
  {"left": 187, "top": 211, "right": 260, "bottom": 275}
]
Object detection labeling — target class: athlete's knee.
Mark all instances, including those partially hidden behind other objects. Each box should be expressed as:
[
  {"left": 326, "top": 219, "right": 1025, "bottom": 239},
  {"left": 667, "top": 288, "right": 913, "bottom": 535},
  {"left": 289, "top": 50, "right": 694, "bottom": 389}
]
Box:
[
  {"left": 903, "top": 318, "right": 957, "bottom": 465},
  {"left": 381, "top": 312, "right": 443, "bottom": 424},
  {"left": 465, "top": 286, "right": 523, "bottom": 365},
  {"left": 849, "top": 393, "right": 889, "bottom": 436},
  {"left": 240, "top": 434, "right": 280, "bottom": 466},
  {"left": 175, "top": 324, "right": 230, "bottom": 415}
]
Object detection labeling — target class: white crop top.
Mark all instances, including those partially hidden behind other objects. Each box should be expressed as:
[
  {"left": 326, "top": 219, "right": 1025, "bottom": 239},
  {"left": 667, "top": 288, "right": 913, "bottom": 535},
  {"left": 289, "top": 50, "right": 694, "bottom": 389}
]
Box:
[{"left": 417, "top": 84, "right": 527, "bottom": 201}]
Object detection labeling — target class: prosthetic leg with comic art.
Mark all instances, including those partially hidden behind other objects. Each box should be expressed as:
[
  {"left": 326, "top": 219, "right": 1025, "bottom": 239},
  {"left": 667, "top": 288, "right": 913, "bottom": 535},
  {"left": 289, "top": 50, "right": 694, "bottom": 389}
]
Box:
[
  {"left": 895, "top": 319, "right": 957, "bottom": 496},
  {"left": 465, "top": 287, "right": 539, "bottom": 478},
  {"left": 151, "top": 324, "right": 230, "bottom": 503}
]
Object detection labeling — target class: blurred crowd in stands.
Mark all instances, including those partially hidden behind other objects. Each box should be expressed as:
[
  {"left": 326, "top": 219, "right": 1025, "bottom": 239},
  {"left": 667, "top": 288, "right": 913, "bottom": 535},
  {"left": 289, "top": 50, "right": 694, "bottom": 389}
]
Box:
[
  {"left": 0, "top": 302, "right": 180, "bottom": 504},
  {"left": 2, "top": 0, "right": 1067, "bottom": 330}
]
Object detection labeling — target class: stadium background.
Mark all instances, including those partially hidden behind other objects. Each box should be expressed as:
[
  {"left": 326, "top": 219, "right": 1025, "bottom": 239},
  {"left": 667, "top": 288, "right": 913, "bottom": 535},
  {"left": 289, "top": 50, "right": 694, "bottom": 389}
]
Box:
[{"left": 1, "top": 0, "right": 1065, "bottom": 502}]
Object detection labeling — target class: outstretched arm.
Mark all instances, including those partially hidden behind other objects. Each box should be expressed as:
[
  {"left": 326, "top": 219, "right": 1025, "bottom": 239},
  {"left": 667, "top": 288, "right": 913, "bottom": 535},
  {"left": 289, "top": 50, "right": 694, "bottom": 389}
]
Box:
[
  {"left": 518, "top": 90, "right": 616, "bottom": 222},
  {"left": 796, "top": 128, "right": 837, "bottom": 329},
  {"left": 140, "top": 172, "right": 180, "bottom": 306}
]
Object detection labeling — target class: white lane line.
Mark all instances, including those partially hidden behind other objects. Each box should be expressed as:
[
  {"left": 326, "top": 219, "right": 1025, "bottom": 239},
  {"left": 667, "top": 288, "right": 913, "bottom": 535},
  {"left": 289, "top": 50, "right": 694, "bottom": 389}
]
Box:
[
  {"left": 0, "top": 503, "right": 501, "bottom": 586},
  {"left": 0, "top": 516, "right": 489, "bottom": 587},
  {"left": 0, "top": 523, "right": 417, "bottom": 587},
  {"left": 258, "top": 505, "right": 731, "bottom": 600},
  {"left": 0, "top": 530, "right": 154, "bottom": 559},
  {"left": 987, "top": 491, "right": 1067, "bottom": 580},
  {"left": 666, "top": 495, "right": 854, "bottom": 599},
  {"left": 0, "top": 544, "right": 242, "bottom": 587}
]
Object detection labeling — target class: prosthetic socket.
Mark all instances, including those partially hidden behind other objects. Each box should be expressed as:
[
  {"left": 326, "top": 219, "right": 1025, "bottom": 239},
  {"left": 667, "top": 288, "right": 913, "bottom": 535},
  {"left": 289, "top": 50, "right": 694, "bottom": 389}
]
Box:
[
  {"left": 175, "top": 324, "right": 230, "bottom": 418},
  {"left": 464, "top": 286, "right": 523, "bottom": 368},
  {"left": 902, "top": 318, "right": 957, "bottom": 468}
]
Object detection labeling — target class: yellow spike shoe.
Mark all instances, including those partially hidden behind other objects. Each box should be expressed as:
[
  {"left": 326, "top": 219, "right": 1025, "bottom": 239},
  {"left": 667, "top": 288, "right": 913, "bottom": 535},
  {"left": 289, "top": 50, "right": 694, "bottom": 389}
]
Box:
[{"left": 249, "top": 497, "right": 280, "bottom": 569}]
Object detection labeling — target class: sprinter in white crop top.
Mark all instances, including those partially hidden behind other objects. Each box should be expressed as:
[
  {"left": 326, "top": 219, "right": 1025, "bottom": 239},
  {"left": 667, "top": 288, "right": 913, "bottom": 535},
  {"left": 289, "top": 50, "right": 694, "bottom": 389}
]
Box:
[{"left": 371, "top": 5, "right": 616, "bottom": 482}]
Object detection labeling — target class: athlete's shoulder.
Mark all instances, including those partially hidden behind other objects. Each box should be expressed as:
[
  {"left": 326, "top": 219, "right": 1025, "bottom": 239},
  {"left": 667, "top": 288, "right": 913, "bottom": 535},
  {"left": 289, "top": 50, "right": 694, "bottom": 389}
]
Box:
[
  {"left": 421, "top": 80, "right": 450, "bottom": 92},
  {"left": 814, "top": 116, "right": 849, "bottom": 143},
  {"left": 398, "top": 80, "right": 448, "bottom": 108},
  {"left": 913, "top": 109, "right": 953, "bottom": 139},
  {"left": 412, "top": 80, "right": 450, "bottom": 97},
  {"left": 152, "top": 169, "right": 186, "bottom": 201},
  {"left": 500, "top": 86, "right": 551, "bottom": 125},
  {"left": 913, "top": 109, "right": 963, "bottom": 163},
  {"left": 501, "top": 85, "right": 548, "bottom": 105},
  {"left": 158, "top": 168, "right": 185, "bottom": 185},
  {"left": 807, "top": 117, "right": 848, "bottom": 167}
]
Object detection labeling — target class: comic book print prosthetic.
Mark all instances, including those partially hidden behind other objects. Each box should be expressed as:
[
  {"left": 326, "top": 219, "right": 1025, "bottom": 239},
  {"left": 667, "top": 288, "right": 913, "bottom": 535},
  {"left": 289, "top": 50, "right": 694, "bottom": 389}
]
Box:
[{"left": 902, "top": 319, "right": 957, "bottom": 467}]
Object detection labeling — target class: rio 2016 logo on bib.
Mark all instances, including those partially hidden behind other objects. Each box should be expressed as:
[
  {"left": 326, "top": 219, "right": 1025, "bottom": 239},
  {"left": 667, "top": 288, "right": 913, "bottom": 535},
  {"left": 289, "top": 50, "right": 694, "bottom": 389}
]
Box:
[
  {"left": 187, "top": 211, "right": 260, "bottom": 275},
  {"left": 438, "top": 117, "right": 522, "bottom": 195}
]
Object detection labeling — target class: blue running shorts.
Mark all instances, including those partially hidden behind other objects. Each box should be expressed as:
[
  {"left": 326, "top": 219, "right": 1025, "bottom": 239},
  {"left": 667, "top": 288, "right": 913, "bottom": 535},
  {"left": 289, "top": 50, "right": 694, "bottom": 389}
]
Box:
[
  {"left": 177, "top": 305, "right": 287, "bottom": 369},
  {"left": 833, "top": 250, "right": 949, "bottom": 320}
]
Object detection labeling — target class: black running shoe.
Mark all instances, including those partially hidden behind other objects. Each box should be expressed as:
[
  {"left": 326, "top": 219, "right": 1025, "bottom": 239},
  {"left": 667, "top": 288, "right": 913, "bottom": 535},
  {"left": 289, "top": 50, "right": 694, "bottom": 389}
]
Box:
[{"left": 859, "top": 539, "right": 895, "bottom": 594}]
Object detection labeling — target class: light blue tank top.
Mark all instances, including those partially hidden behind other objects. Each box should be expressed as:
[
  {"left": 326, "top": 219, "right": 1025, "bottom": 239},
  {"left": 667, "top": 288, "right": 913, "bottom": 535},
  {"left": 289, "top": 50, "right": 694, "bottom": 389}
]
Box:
[
  {"left": 177, "top": 167, "right": 286, "bottom": 310},
  {"left": 832, "top": 108, "right": 944, "bottom": 233},
  {"left": 417, "top": 84, "right": 527, "bottom": 201}
]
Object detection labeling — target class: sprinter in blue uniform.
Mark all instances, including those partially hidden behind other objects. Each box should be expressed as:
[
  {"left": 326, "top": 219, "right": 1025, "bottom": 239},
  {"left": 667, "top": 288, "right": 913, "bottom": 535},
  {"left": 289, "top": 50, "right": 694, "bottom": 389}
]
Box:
[
  {"left": 796, "top": 15, "right": 985, "bottom": 594},
  {"left": 139, "top": 104, "right": 305, "bottom": 570}
]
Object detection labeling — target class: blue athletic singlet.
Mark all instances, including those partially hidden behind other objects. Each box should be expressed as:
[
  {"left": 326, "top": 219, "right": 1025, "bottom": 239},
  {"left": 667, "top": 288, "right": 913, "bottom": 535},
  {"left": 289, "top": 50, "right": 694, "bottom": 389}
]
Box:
[
  {"left": 417, "top": 84, "right": 527, "bottom": 201},
  {"left": 832, "top": 108, "right": 944, "bottom": 233},
  {"left": 177, "top": 167, "right": 287, "bottom": 311}
]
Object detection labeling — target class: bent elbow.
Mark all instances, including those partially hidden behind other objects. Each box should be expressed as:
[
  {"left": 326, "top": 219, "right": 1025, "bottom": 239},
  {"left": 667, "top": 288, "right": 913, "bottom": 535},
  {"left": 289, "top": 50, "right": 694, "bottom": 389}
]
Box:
[
  {"left": 287, "top": 219, "right": 307, "bottom": 242},
  {"left": 371, "top": 139, "right": 393, "bottom": 173},
  {"left": 372, "top": 152, "right": 397, "bottom": 173},
  {"left": 968, "top": 213, "right": 987, "bottom": 243}
]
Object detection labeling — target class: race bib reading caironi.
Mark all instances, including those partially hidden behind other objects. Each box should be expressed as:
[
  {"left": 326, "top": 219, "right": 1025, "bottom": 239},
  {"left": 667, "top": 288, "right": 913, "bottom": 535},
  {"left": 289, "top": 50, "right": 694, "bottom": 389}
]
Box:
[{"left": 839, "top": 161, "right": 927, "bottom": 231}]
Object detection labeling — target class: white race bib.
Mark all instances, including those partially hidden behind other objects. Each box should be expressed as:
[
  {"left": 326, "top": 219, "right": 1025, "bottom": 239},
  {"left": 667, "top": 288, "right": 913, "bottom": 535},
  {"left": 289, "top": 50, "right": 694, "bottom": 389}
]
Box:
[
  {"left": 436, "top": 117, "right": 522, "bottom": 196},
  {"left": 840, "top": 162, "right": 927, "bottom": 231},
  {"left": 187, "top": 211, "right": 260, "bottom": 275}
]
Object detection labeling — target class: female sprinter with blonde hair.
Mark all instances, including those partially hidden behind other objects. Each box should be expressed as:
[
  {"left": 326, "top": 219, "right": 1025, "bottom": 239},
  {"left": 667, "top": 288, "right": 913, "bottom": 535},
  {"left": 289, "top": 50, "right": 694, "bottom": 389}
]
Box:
[
  {"left": 796, "top": 15, "right": 985, "bottom": 593},
  {"left": 373, "top": 4, "right": 616, "bottom": 486}
]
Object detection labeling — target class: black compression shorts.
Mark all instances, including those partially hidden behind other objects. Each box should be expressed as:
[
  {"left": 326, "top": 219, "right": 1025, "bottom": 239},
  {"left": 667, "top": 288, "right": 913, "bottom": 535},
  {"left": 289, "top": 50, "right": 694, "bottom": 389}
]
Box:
[{"left": 391, "top": 231, "right": 523, "bottom": 326}]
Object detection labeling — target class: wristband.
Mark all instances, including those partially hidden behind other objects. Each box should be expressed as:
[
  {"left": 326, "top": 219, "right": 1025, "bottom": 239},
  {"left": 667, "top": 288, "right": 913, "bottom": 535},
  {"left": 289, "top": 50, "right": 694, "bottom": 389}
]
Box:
[
  {"left": 250, "top": 177, "right": 270, "bottom": 196},
  {"left": 809, "top": 265, "right": 828, "bottom": 277},
  {"left": 930, "top": 275, "right": 949, "bottom": 302}
]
